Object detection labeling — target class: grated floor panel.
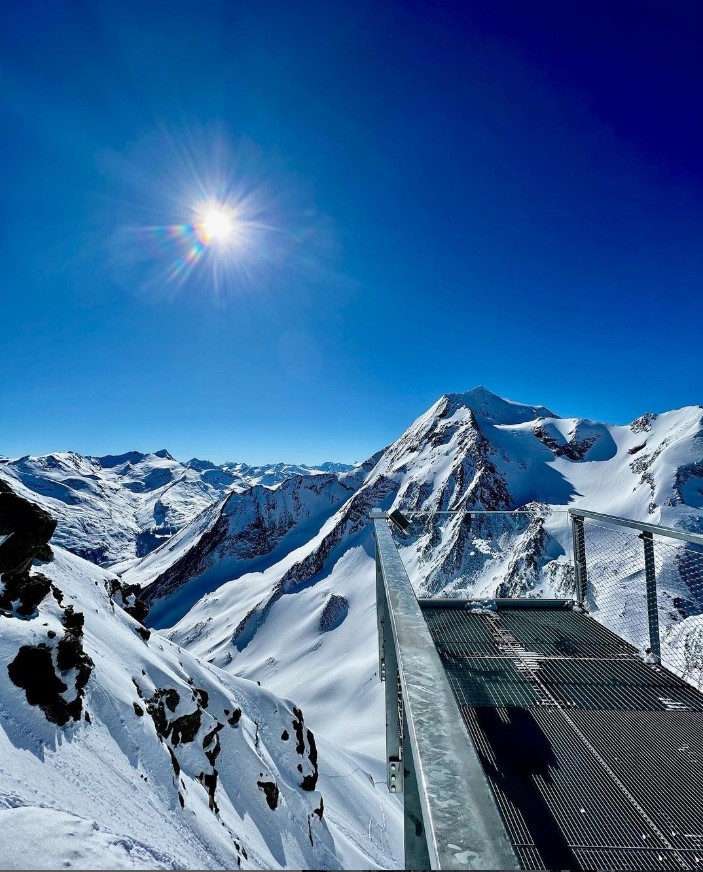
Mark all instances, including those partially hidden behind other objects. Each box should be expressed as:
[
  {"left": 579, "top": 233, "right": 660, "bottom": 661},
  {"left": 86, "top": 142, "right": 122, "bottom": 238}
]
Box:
[{"left": 421, "top": 605, "right": 703, "bottom": 870}]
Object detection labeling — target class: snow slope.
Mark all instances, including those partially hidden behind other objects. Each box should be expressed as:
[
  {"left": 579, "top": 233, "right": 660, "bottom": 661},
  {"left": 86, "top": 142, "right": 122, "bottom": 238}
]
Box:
[{"left": 0, "top": 529, "right": 401, "bottom": 869}]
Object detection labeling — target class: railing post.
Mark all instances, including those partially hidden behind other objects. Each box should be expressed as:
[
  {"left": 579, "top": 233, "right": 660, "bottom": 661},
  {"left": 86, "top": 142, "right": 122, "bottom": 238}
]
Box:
[
  {"left": 641, "top": 532, "right": 662, "bottom": 664},
  {"left": 571, "top": 513, "right": 588, "bottom": 607}
]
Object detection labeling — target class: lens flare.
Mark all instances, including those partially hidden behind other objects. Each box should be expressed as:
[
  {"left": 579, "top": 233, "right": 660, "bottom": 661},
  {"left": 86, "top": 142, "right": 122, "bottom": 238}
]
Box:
[{"left": 106, "top": 125, "right": 337, "bottom": 305}]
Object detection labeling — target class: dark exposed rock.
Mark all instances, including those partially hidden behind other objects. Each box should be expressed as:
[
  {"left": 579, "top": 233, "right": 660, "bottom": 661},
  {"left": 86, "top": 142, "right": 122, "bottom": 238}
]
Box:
[
  {"left": 533, "top": 426, "right": 597, "bottom": 462},
  {"left": 194, "top": 687, "right": 209, "bottom": 708},
  {"left": 8, "top": 645, "right": 66, "bottom": 712},
  {"left": 495, "top": 515, "right": 547, "bottom": 598},
  {"left": 0, "top": 572, "right": 51, "bottom": 618},
  {"left": 292, "top": 706, "right": 305, "bottom": 754},
  {"left": 631, "top": 412, "right": 656, "bottom": 434},
  {"left": 108, "top": 578, "right": 149, "bottom": 624},
  {"left": 289, "top": 706, "right": 319, "bottom": 790},
  {"left": 51, "top": 585, "right": 64, "bottom": 605},
  {"left": 0, "top": 481, "right": 57, "bottom": 577},
  {"left": 319, "top": 594, "right": 349, "bottom": 633},
  {"left": 145, "top": 686, "right": 185, "bottom": 739},
  {"left": 227, "top": 708, "right": 241, "bottom": 727},
  {"left": 256, "top": 780, "right": 279, "bottom": 810},
  {"left": 56, "top": 635, "right": 82, "bottom": 671},
  {"left": 7, "top": 643, "right": 89, "bottom": 725},
  {"left": 47, "top": 630, "right": 56, "bottom": 638},
  {"left": 33, "top": 543, "right": 54, "bottom": 564},
  {"left": 167, "top": 747, "right": 180, "bottom": 776},
  {"left": 170, "top": 710, "right": 202, "bottom": 746},
  {"left": 203, "top": 722, "right": 224, "bottom": 766},
  {"left": 61, "top": 605, "right": 84, "bottom": 636},
  {"left": 133, "top": 702, "right": 144, "bottom": 716},
  {"left": 145, "top": 692, "right": 171, "bottom": 738},
  {"left": 135, "top": 626, "right": 151, "bottom": 641},
  {"left": 164, "top": 689, "right": 180, "bottom": 712},
  {"left": 313, "top": 796, "right": 324, "bottom": 819},
  {"left": 198, "top": 770, "right": 219, "bottom": 812},
  {"left": 56, "top": 634, "right": 93, "bottom": 693},
  {"left": 281, "top": 729, "right": 289, "bottom": 741},
  {"left": 300, "top": 728, "right": 318, "bottom": 791}
]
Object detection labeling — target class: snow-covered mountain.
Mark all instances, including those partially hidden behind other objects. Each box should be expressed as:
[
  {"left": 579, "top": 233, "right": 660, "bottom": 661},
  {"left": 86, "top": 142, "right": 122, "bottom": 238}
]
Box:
[
  {"left": 0, "top": 451, "right": 355, "bottom": 568},
  {"left": 0, "top": 484, "right": 401, "bottom": 870},
  {"left": 122, "top": 387, "right": 703, "bottom": 758},
  {"left": 4, "top": 387, "right": 702, "bottom": 868}
]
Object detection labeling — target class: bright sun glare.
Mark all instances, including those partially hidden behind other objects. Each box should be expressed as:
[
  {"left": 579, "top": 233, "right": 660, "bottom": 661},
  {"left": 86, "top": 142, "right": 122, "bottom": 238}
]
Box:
[{"left": 200, "top": 207, "right": 235, "bottom": 243}]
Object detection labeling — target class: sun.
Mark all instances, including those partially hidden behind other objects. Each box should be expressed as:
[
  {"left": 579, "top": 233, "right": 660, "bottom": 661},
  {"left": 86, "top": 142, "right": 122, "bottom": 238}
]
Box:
[{"left": 197, "top": 205, "right": 237, "bottom": 244}]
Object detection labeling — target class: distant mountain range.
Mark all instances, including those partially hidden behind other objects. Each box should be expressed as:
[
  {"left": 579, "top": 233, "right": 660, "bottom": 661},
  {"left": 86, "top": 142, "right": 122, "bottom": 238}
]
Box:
[
  {"left": 2, "top": 386, "right": 702, "bottom": 868},
  {"left": 0, "top": 451, "right": 354, "bottom": 566}
]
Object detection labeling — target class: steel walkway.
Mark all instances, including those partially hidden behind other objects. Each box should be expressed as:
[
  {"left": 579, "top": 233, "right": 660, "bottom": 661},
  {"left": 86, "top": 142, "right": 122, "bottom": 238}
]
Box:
[
  {"left": 422, "top": 602, "right": 703, "bottom": 871},
  {"left": 372, "top": 509, "right": 703, "bottom": 870}
]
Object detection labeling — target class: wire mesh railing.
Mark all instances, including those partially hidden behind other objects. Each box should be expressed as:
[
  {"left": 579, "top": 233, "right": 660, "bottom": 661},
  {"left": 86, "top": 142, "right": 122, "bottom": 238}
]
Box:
[
  {"left": 574, "top": 511, "right": 703, "bottom": 691},
  {"left": 381, "top": 504, "right": 703, "bottom": 689},
  {"left": 387, "top": 507, "right": 575, "bottom": 601}
]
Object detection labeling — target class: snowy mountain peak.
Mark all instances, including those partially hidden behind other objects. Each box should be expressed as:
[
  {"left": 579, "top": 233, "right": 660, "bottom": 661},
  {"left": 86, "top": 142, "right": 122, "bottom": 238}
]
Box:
[
  {"left": 442, "top": 386, "right": 559, "bottom": 424},
  {"left": 92, "top": 450, "right": 148, "bottom": 469},
  {"left": 153, "top": 448, "right": 175, "bottom": 460}
]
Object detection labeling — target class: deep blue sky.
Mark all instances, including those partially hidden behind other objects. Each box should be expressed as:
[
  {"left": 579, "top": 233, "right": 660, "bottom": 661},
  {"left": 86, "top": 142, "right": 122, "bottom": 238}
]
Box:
[{"left": 1, "top": 0, "right": 701, "bottom": 464}]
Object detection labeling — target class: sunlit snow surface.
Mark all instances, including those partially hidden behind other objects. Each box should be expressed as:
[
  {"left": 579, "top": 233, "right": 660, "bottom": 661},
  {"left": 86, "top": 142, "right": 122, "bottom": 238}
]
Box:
[{"left": 0, "top": 548, "right": 401, "bottom": 870}]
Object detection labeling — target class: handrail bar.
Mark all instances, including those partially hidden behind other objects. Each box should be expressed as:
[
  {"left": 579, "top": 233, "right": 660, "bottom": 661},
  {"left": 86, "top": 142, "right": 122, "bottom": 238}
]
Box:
[
  {"left": 569, "top": 508, "right": 703, "bottom": 547},
  {"left": 372, "top": 512, "right": 519, "bottom": 870},
  {"left": 408, "top": 509, "right": 566, "bottom": 515}
]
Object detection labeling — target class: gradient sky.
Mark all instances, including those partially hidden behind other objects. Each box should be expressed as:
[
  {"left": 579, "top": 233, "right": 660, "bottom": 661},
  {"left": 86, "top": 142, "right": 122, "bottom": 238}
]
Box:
[{"left": 1, "top": 0, "right": 701, "bottom": 464}]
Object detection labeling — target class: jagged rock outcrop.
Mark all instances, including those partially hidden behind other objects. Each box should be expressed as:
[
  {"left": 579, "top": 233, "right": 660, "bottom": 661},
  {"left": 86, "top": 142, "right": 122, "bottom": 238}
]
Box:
[
  {"left": 0, "top": 479, "right": 56, "bottom": 578},
  {"left": 1, "top": 482, "right": 93, "bottom": 724}
]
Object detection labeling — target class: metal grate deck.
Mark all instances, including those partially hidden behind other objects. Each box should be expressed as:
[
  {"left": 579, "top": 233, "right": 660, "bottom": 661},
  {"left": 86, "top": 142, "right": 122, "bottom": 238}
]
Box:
[{"left": 421, "top": 605, "right": 703, "bottom": 870}]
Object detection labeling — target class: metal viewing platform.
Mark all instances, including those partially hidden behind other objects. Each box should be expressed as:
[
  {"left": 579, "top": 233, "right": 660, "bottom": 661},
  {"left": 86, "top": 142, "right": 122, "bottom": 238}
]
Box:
[{"left": 372, "top": 508, "right": 703, "bottom": 870}]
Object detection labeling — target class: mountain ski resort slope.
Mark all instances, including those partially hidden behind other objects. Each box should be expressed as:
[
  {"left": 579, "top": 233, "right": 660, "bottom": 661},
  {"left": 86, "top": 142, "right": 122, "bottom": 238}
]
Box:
[{"left": 1, "top": 387, "right": 702, "bottom": 869}]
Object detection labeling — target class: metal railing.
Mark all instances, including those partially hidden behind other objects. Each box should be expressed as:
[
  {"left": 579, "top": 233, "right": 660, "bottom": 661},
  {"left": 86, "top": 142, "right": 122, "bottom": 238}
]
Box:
[
  {"left": 387, "top": 507, "right": 574, "bottom": 601},
  {"left": 570, "top": 509, "right": 703, "bottom": 689},
  {"left": 372, "top": 510, "right": 519, "bottom": 871},
  {"left": 373, "top": 505, "right": 703, "bottom": 868}
]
